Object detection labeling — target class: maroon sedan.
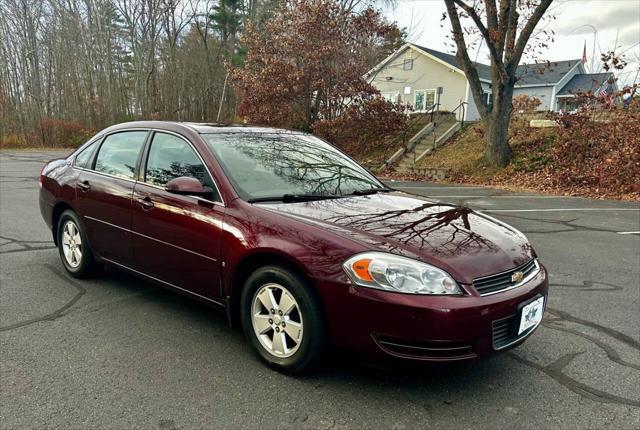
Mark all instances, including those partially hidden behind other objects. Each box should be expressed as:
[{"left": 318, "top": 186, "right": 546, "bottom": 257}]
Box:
[{"left": 39, "top": 121, "right": 547, "bottom": 373}]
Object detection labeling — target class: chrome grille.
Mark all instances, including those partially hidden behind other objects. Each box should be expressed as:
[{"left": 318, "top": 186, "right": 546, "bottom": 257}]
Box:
[{"left": 473, "top": 259, "right": 539, "bottom": 296}]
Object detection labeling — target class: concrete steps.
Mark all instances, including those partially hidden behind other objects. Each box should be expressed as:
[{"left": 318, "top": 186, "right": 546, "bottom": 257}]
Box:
[{"left": 393, "top": 113, "right": 459, "bottom": 173}]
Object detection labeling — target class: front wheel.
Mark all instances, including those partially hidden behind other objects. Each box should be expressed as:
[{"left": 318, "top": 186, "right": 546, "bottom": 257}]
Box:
[
  {"left": 57, "top": 210, "right": 102, "bottom": 278},
  {"left": 240, "top": 266, "right": 326, "bottom": 374}
]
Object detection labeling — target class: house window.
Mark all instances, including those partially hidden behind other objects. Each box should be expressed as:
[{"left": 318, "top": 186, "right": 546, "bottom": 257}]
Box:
[
  {"left": 381, "top": 92, "right": 399, "bottom": 103},
  {"left": 414, "top": 89, "right": 436, "bottom": 111},
  {"left": 403, "top": 59, "right": 413, "bottom": 70}
]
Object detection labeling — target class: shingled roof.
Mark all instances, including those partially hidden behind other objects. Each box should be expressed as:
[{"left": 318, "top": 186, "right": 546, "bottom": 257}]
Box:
[
  {"left": 515, "top": 60, "right": 582, "bottom": 85},
  {"left": 410, "top": 44, "right": 582, "bottom": 87},
  {"left": 556, "top": 72, "right": 614, "bottom": 95}
]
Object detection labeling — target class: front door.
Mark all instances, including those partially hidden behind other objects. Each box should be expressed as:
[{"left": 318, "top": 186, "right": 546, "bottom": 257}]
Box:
[
  {"left": 75, "top": 131, "right": 148, "bottom": 264},
  {"left": 131, "top": 132, "right": 224, "bottom": 301}
]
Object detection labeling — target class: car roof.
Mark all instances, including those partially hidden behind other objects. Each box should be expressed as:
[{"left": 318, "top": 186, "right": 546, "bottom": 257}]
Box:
[{"left": 101, "top": 121, "right": 305, "bottom": 136}]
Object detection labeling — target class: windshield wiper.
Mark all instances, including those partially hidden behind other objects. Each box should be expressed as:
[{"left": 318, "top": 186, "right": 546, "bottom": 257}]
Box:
[
  {"left": 248, "top": 194, "right": 342, "bottom": 203},
  {"left": 248, "top": 188, "right": 394, "bottom": 203},
  {"left": 350, "top": 187, "right": 394, "bottom": 196}
]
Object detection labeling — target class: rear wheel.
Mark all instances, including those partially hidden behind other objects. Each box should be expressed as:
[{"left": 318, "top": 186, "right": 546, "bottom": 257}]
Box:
[
  {"left": 57, "top": 210, "right": 102, "bottom": 278},
  {"left": 241, "top": 266, "right": 326, "bottom": 374}
]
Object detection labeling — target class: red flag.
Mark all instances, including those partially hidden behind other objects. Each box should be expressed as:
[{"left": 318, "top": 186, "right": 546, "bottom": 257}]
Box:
[{"left": 582, "top": 41, "right": 587, "bottom": 64}]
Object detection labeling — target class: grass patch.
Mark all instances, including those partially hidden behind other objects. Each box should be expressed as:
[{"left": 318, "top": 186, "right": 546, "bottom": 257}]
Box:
[{"left": 416, "top": 118, "right": 556, "bottom": 179}]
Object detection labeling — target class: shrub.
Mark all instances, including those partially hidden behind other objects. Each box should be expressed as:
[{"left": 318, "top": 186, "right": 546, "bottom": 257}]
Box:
[
  {"left": 33, "top": 119, "right": 95, "bottom": 147},
  {"left": 312, "top": 97, "right": 408, "bottom": 153},
  {"left": 512, "top": 94, "right": 542, "bottom": 113},
  {"left": 547, "top": 107, "right": 640, "bottom": 194},
  {"left": 0, "top": 133, "right": 26, "bottom": 148}
]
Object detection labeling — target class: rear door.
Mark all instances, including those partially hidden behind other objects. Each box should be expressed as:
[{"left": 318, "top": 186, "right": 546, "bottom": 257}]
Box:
[
  {"left": 131, "top": 131, "right": 225, "bottom": 301},
  {"left": 74, "top": 130, "right": 148, "bottom": 264}
]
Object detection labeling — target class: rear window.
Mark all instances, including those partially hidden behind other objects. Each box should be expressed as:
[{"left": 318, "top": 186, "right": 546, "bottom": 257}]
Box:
[
  {"left": 74, "top": 140, "right": 98, "bottom": 168},
  {"left": 94, "top": 132, "right": 147, "bottom": 180}
]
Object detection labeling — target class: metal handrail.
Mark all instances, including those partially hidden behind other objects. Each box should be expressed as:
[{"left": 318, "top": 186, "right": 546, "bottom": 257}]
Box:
[
  {"left": 425, "top": 102, "right": 440, "bottom": 124},
  {"left": 451, "top": 101, "right": 467, "bottom": 127}
]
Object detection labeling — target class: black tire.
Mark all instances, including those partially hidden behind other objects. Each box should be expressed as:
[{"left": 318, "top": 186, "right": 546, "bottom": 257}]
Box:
[
  {"left": 240, "top": 265, "right": 326, "bottom": 374},
  {"left": 57, "top": 209, "right": 103, "bottom": 278}
]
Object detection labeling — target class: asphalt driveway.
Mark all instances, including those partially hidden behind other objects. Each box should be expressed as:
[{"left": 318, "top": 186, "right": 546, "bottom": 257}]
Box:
[{"left": 1, "top": 151, "right": 639, "bottom": 429}]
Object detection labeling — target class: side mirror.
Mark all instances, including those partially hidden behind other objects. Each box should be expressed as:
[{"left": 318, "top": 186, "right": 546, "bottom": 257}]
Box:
[{"left": 165, "top": 176, "right": 209, "bottom": 196}]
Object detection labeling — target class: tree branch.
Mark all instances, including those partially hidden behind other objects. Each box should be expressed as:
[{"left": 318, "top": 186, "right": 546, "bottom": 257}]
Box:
[
  {"left": 452, "top": 0, "right": 506, "bottom": 75},
  {"left": 503, "top": 0, "right": 518, "bottom": 65},
  {"left": 496, "top": 0, "right": 512, "bottom": 58},
  {"left": 508, "top": 0, "right": 553, "bottom": 70},
  {"left": 485, "top": 0, "right": 498, "bottom": 32},
  {"left": 444, "top": 0, "right": 488, "bottom": 118}
]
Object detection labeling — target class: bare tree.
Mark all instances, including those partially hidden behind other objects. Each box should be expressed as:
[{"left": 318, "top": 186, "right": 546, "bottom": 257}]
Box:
[
  {"left": 443, "top": 0, "right": 553, "bottom": 167},
  {"left": 0, "top": 0, "right": 400, "bottom": 147}
]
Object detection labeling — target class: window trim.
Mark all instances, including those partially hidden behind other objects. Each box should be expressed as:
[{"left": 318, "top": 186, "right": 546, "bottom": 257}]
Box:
[
  {"left": 90, "top": 129, "right": 150, "bottom": 181},
  {"left": 403, "top": 58, "right": 414, "bottom": 71},
  {"left": 140, "top": 130, "right": 224, "bottom": 206},
  {"left": 73, "top": 129, "right": 150, "bottom": 185},
  {"left": 72, "top": 134, "right": 106, "bottom": 168},
  {"left": 414, "top": 88, "right": 437, "bottom": 112},
  {"left": 73, "top": 137, "right": 101, "bottom": 169}
]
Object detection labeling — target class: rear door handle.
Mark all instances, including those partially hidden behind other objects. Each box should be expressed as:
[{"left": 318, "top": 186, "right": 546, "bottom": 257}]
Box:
[
  {"left": 136, "top": 196, "right": 154, "bottom": 210},
  {"left": 77, "top": 180, "right": 91, "bottom": 192}
]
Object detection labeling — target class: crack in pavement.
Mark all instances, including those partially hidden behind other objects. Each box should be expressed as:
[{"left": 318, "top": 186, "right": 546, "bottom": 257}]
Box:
[
  {"left": 494, "top": 213, "right": 637, "bottom": 235},
  {"left": 0, "top": 264, "right": 85, "bottom": 332},
  {"left": 549, "top": 280, "right": 622, "bottom": 292},
  {"left": 508, "top": 289, "right": 640, "bottom": 408},
  {"left": 546, "top": 306, "right": 640, "bottom": 351},
  {"left": 0, "top": 235, "right": 56, "bottom": 255},
  {"left": 508, "top": 351, "right": 639, "bottom": 407}
]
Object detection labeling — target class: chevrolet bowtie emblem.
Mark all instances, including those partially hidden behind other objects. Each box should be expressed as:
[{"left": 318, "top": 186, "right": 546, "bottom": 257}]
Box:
[{"left": 512, "top": 271, "right": 524, "bottom": 283}]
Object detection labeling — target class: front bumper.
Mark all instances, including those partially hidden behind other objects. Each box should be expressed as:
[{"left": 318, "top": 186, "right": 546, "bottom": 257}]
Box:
[{"left": 318, "top": 264, "right": 548, "bottom": 361}]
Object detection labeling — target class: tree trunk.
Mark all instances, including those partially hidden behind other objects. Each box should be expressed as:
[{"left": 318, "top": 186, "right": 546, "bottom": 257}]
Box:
[
  {"left": 484, "top": 110, "right": 512, "bottom": 167},
  {"left": 483, "top": 82, "right": 514, "bottom": 167}
]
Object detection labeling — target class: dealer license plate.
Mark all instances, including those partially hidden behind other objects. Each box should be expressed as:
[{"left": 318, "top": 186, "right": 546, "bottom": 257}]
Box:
[{"left": 518, "top": 297, "right": 544, "bottom": 335}]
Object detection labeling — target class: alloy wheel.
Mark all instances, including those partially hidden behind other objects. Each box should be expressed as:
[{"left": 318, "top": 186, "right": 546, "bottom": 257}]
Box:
[
  {"left": 61, "top": 220, "right": 83, "bottom": 268},
  {"left": 251, "top": 283, "right": 304, "bottom": 358}
]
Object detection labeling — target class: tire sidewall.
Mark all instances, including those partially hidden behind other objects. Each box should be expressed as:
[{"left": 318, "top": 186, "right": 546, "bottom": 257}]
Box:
[
  {"left": 240, "top": 265, "right": 325, "bottom": 373},
  {"left": 57, "top": 210, "right": 93, "bottom": 277}
]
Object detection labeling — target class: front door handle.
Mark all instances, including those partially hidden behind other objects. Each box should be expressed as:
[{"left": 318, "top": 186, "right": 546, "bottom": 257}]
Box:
[
  {"left": 136, "top": 196, "right": 154, "bottom": 210},
  {"left": 77, "top": 180, "right": 91, "bottom": 192}
]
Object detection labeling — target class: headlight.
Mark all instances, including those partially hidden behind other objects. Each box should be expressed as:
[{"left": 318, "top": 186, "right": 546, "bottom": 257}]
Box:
[{"left": 342, "top": 252, "right": 462, "bottom": 295}]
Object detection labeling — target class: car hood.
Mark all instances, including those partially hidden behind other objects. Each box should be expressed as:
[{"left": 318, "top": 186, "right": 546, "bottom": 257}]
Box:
[{"left": 257, "top": 192, "right": 534, "bottom": 284}]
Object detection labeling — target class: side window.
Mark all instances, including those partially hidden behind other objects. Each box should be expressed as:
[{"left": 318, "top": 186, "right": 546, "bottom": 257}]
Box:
[
  {"left": 145, "top": 133, "right": 219, "bottom": 200},
  {"left": 94, "top": 131, "right": 147, "bottom": 180},
  {"left": 74, "top": 140, "right": 99, "bottom": 168}
]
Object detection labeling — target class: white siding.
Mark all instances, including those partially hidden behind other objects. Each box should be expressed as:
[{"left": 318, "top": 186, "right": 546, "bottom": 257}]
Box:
[
  {"left": 369, "top": 47, "right": 468, "bottom": 114},
  {"left": 512, "top": 86, "right": 555, "bottom": 110},
  {"left": 464, "top": 81, "right": 492, "bottom": 121}
]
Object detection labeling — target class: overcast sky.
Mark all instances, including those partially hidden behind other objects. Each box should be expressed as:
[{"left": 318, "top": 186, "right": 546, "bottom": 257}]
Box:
[{"left": 383, "top": 0, "right": 640, "bottom": 86}]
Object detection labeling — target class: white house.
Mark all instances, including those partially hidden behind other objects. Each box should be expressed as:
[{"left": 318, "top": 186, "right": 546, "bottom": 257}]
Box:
[{"left": 365, "top": 43, "right": 614, "bottom": 121}]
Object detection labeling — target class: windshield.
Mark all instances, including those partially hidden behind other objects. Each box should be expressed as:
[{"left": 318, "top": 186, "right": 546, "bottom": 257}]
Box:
[{"left": 202, "top": 132, "right": 384, "bottom": 201}]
